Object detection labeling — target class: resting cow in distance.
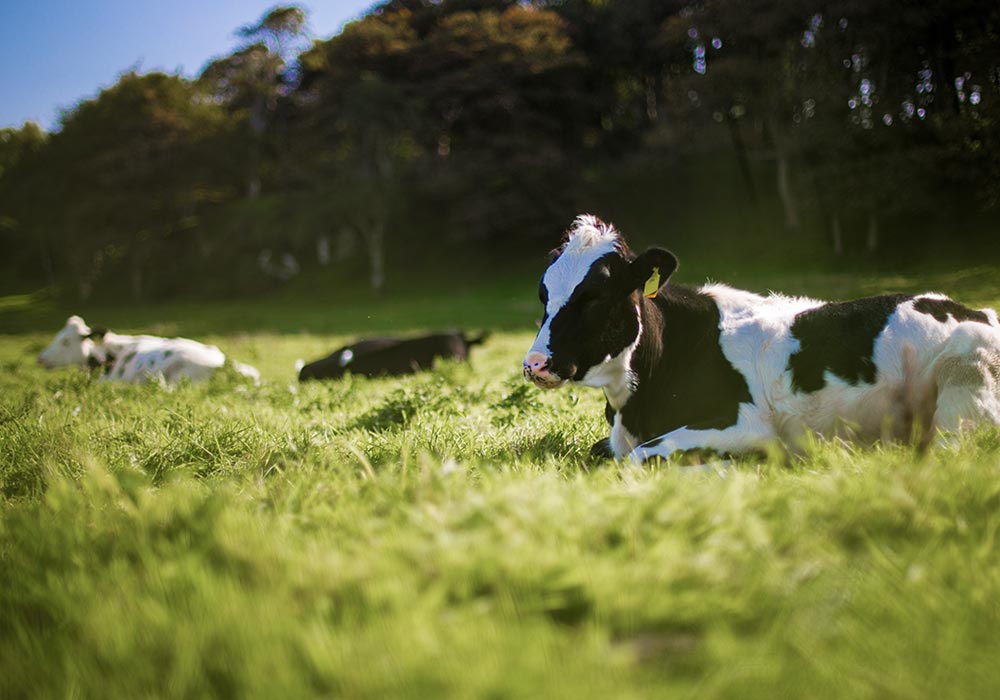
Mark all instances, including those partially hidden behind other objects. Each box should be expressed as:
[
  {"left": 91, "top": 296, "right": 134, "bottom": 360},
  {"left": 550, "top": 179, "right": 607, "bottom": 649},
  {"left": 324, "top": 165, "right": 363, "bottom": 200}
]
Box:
[
  {"left": 298, "top": 332, "right": 488, "bottom": 381},
  {"left": 523, "top": 215, "right": 1000, "bottom": 462},
  {"left": 38, "top": 316, "right": 260, "bottom": 384}
]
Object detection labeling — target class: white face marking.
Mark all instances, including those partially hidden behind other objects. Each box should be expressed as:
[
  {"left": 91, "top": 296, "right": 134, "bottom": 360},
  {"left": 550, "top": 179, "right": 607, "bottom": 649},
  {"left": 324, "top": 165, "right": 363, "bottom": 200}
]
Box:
[{"left": 526, "top": 216, "right": 622, "bottom": 362}]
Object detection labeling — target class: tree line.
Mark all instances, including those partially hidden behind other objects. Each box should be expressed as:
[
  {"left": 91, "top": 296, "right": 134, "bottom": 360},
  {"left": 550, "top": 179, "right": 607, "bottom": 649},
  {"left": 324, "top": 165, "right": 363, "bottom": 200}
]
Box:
[{"left": 2, "top": 0, "right": 999, "bottom": 301}]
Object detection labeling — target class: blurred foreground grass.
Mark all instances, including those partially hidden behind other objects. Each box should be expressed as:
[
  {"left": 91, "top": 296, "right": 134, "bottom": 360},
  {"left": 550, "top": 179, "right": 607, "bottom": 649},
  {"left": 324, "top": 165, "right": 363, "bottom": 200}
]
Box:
[{"left": 2, "top": 263, "right": 1000, "bottom": 699}]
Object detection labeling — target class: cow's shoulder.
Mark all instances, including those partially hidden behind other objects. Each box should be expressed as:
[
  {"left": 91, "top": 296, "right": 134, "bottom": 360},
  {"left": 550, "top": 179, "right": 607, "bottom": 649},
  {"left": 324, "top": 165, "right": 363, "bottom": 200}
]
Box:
[
  {"left": 698, "top": 283, "right": 767, "bottom": 316},
  {"left": 621, "top": 284, "right": 754, "bottom": 440},
  {"left": 698, "top": 284, "right": 824, "bottom": 389},
  {"left": 788, "top": 293, "right": 913, "bottom": 393},
  {"left": 700, "top": 283, "right": 823, "bottom": 330}
]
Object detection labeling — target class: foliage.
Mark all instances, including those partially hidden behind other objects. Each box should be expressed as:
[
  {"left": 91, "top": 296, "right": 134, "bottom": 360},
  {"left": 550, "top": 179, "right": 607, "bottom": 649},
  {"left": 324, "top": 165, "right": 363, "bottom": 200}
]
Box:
[
  {"left": 200, "top": 5, "right": 309, "bottom": 199},
  {"left": 2, "top": 1, "right": 1000, "bottom": 301},
  {"left": 660, "top": 0, "right": 1000, "bottom": 247},
  {"left": 0, "top": 73, "right": 236, "bottom": 300}
]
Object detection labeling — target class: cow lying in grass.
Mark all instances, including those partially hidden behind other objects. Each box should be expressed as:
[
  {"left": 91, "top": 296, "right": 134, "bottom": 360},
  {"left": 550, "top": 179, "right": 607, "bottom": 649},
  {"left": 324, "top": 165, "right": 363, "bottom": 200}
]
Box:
[
  {"left": 298, "top": 332, "right": 488, "bottom": 381},
  {"left": 523, "top": 215, "right": 1000, "bottom": 462},
  {"left": 38, "top": 316, "right": 260, "bottom": 384}
]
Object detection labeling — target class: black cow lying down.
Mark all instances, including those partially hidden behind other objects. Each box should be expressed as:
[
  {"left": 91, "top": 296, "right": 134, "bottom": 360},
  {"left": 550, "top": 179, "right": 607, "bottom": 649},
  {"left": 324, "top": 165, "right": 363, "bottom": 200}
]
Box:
[
  {"left": 298, "top": 331, "right": 488, "bottom": 381},
  {"left": 523, "top": 214, "right": 1000, "bottom": 462}
]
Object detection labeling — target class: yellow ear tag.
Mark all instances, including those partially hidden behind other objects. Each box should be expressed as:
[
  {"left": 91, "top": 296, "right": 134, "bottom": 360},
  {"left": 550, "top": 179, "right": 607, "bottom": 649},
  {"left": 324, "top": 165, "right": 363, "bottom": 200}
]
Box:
[{"left": 643, "top": 267, "right": 661, "bottom": 298}]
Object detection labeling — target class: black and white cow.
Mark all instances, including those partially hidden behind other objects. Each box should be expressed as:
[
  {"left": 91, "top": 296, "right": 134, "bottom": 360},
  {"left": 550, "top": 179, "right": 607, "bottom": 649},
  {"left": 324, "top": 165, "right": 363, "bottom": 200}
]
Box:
[
  {"left": 38, "top": 316, "right": 260, "bottom": 385},
  {"left": 523, "top": 215, "right": 1000, "bottom": 461},
  {"left": 298, "top": 332, "right": 488, "bottom": 381}
]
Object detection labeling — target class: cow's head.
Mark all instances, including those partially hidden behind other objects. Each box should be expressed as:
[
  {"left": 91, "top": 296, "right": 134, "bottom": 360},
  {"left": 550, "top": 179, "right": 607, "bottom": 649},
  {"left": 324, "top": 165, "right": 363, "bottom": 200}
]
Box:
[
  {"left": 38, "top": 316, "right": 107, "bottom": 369},
  {"left": 523, "top": 215, "right": 677, "bottom": 389}
]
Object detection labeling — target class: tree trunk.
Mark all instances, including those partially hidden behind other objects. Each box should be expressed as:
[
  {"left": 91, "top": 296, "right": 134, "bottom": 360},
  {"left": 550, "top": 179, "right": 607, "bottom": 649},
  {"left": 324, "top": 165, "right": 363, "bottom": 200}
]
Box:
[
  {"left": 317, "top": 235, "right": 331, "bottom": 266},
  {"left": 866, "top": 211, "right": 879, "bottom": 253},
  {"left": 247, "top": 95, "right": 267, "bottom": 199},
  {"left": 768, "top": 119, "right": 800, "bottom": 231},
  {"left": 247, "top": 140, "right": 262, "bottom": 199},
  {"left": 724, "top": 112, "right": 760, "bottom": 230},
  {"left": 766, "top": 118, "right": 799, "bottom": 231},
  {"left": 934, "top": 25, "right": 961, "bottom": 115},
  {"left": 131, "top": 262, "right": 144, "bottom": 301},
  {"left": 775, "top": 147, "right": 800, "bottom": 231},
  {"left": 832, "top": 214, "right": 843, "bottom": 256},
  {"left": 359, "top": 219, "right": 385, "bottom": 293},
  {"left": 644, "top": 74, "right": 658, "bottom": 122}
]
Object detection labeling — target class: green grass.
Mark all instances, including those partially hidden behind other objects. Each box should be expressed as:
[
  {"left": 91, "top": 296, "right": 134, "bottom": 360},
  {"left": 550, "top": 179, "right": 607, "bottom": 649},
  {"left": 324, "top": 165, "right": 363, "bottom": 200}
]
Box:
[{"left": 2, "top": 264, "right": 1000, "bottom": 699}]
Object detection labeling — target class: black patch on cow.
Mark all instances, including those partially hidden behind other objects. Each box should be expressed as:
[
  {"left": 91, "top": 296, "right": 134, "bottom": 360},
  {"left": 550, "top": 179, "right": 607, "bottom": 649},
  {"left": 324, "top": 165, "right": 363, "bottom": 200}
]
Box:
[
  {"left": 617, "top": 285, "right": 753, "bottom": 443},
  {"left": 298, "top": 332, "right": 485, "bottom": 382},
  {"left": 788, "top": 294, "right": 912, "bottom": 393},
  {"left": 913, "top": 297, "right": 990, "bottom": 325},
  {"left": 589, "top": 437, "right": 615, "bottom": 460},
  {"left": 99, "top": 352, "right": 118, "bottom": 375}
]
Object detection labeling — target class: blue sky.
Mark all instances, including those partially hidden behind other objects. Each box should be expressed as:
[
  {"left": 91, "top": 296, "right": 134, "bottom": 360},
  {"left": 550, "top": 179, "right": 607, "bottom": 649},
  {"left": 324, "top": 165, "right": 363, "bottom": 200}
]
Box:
[{"left": 0, "top": 1, "right": 378, "bottom": 130}]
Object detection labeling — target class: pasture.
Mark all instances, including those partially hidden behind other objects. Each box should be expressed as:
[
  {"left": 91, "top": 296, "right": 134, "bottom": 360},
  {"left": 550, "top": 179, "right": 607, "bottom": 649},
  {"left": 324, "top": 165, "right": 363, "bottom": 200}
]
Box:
[{"left": 3, "top": 264, "right": 1000, "bottom": 699}]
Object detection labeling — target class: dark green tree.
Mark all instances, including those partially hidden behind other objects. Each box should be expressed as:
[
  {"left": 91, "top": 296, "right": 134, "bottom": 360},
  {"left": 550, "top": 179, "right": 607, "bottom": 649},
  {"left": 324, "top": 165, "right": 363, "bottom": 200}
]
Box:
[
  {"left": 200, "top": 5, "right": 308, "bottom": 198},
  {"left": 24, "top": 72, "right": 232, "bottom": 300}
]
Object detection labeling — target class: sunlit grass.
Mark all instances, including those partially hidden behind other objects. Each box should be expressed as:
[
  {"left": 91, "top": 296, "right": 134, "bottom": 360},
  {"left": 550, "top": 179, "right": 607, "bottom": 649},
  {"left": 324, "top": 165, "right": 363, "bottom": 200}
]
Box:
[{"left": 2, "top": 269, "right": 1000, "bottom": 698}]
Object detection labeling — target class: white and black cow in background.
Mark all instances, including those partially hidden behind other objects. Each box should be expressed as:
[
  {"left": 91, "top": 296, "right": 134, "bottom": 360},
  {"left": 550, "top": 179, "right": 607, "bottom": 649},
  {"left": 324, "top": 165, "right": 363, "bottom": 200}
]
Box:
[
  {"left": 523, "top": 215, "right": 1000, "bottom": 462},
  {"left": 38, "top": 316, "right": 260, "bottom": 384}
]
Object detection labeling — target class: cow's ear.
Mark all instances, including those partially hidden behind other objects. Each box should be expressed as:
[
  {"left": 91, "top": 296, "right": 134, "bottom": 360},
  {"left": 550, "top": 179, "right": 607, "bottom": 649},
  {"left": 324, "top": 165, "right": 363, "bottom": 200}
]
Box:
[
  {"left": 630, "top": 248, "right": 678, "bottom": 297},
  {"left": 87, "top": 326, "right": 108, "bottom": 342}
]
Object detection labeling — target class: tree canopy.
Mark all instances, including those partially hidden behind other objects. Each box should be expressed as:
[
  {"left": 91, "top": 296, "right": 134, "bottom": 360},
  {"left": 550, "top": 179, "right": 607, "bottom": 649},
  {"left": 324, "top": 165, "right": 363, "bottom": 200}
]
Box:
[{"left": 2, "top": 0, "right": 999, "bottom": 300}]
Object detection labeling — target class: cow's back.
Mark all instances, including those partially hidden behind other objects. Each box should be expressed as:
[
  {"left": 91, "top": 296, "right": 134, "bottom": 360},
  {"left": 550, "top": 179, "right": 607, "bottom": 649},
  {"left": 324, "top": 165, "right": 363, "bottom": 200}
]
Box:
[
  {"left": 104, "top": 338, "right": 226, "bottom": 383},
  {"left": 298, "top": 337, "right": 400, "bottom": 381},
  {"left": 710, "top": 289, "right": 1000, "bottom": 445},
  {"left": 299, "top": 332, "right": 481, "bottom": 381},
  {"left": 349, "top": 334, "right": 465, "bottom": 376}
]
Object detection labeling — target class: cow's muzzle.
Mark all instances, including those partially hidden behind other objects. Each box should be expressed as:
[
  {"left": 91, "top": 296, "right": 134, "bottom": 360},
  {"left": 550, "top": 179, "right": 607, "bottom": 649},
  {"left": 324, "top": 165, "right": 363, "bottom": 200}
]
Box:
[{"left": 523, "top": 352, "right": 567, "bottom": 389}]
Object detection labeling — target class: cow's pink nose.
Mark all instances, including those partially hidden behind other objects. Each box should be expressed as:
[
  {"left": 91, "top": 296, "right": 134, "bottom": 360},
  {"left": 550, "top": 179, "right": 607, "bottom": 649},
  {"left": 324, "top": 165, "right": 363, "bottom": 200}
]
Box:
[
  {"left": 523, "top": 352, "right": 549, "bottom": 373},
  {"left": 524, "top": 352, "right": 559, "bottom": 384}
]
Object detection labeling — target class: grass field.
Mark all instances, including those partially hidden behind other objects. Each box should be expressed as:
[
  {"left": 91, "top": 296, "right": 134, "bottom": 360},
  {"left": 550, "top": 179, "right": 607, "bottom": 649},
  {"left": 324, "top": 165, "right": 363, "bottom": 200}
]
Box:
[{"left": 3, "top": 263, "right": 1000, "bottom": 699}]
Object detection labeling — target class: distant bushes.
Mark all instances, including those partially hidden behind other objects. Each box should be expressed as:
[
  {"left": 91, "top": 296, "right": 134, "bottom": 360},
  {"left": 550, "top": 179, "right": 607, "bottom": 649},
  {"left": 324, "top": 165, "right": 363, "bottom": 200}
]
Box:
[{"left": 2, "top": 1, "right": 1000, "bottom": 301}]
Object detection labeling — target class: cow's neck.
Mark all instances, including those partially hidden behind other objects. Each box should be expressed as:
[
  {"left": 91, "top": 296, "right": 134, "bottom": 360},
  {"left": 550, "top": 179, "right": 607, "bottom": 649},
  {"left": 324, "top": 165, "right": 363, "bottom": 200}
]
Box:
[
  {"left": 589, "top": 299, "right": 652, "bottom": 412},
  {"left": 619, "top": 293, "right": 667, "bottom": 400},
  {"left": 594, "top": 310, "right": 642, "bottom": 411},
  {"left": 612, "top": 285, "right": 703, "bottom": 404},
  {"left": 590, "top": 286, "right": 701, "bottom": 412}
]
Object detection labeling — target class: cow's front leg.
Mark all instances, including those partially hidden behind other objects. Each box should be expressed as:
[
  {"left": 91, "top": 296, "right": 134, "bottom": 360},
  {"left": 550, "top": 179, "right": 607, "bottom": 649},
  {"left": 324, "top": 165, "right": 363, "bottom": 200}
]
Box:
[{"left": 627, "top": 416, "right": 773, "bottom": 464}]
